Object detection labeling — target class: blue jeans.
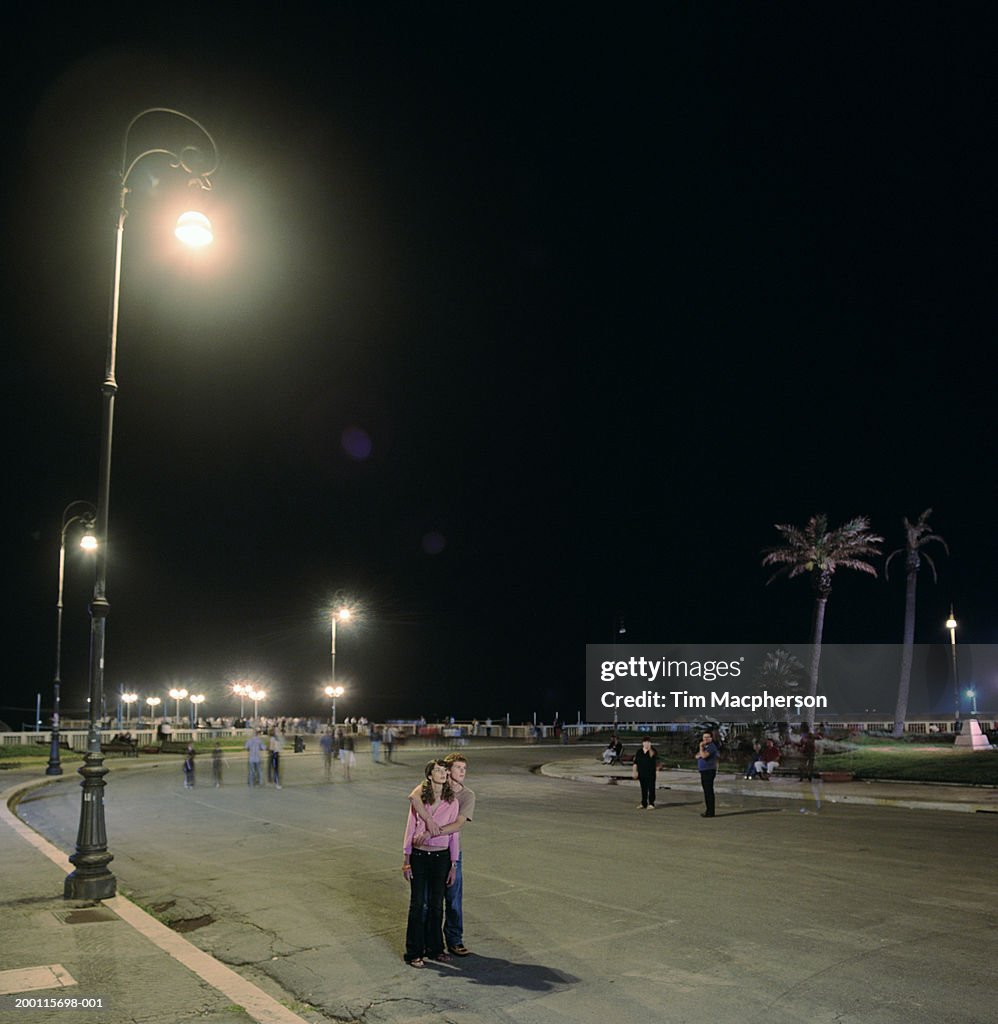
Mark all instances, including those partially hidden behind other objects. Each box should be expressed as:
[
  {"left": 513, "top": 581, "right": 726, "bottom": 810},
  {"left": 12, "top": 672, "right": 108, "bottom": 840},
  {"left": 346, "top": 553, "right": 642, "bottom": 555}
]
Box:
[
  {"left": 444, "top": 855, "right": 463, "bottom": 948},
  {"left": 248, "top": 760, "right": 261, "bottom": 785}
]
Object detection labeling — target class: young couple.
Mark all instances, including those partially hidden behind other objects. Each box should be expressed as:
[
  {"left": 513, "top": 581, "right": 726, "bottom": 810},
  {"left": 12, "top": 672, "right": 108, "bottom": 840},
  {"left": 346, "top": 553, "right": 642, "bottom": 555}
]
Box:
[{"left": 402, "top": 752, "right": 475, "bottom": 968}]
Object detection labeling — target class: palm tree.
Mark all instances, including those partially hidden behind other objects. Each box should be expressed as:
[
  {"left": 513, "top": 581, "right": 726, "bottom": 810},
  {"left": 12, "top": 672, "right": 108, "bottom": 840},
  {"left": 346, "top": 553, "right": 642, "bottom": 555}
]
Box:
[
  {"left": 762, "top": 514, "right": 883, "bottom": 707},
  {"left": 885, "top": 510, "right": 948, "bottom": 737}
]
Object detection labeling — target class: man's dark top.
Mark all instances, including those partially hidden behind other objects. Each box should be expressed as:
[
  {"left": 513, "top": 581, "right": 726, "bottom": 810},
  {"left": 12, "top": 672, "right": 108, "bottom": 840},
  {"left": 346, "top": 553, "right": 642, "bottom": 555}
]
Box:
[{"left": 634, "top": 745, "right": 658, "bottom": 776}]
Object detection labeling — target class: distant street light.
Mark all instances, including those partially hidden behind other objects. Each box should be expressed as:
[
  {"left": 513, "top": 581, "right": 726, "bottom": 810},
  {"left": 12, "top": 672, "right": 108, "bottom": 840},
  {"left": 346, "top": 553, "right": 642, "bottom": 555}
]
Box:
[
  {"left": 47, "top": 501, "right": 97, "bottom": 777},
  {"left": 145, "top": 696, "right": 161, "bottom": 721},
  {"left": 190, "top": 694, "right": 205, "bottom": 727},
  {"left": 232, "top": 682, "right": 247, "bottom": 719},
  {"left": 248, "top": 688, "right": 266, "bottom": 721},
  {"left": 945, "top": 607, "right": 959, "bottom": 725},
  {"left": 324, "top": 685, "right": 345, "bottom": 727},
  {"left": 169, "top": 688, "right": 189, "bottom": 724},
  {"left": 966, "top": 688, "right": 977, "bottom": 717},
  {"left": 121, "top": 693, "right": 137, "bottom": 725},
  {"left": 66, "top": 108, "right": 219, "bottom": 902}
]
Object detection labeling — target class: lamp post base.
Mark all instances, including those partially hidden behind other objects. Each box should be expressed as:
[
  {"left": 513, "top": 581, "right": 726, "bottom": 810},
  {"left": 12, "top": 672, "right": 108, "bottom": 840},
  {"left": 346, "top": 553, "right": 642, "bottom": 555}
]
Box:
[
  {"left": 45, "top": 732, "right": 64, "bottom": 775},
  {"left": 63, "top": 751, "right": 116, "bottom": 900}
]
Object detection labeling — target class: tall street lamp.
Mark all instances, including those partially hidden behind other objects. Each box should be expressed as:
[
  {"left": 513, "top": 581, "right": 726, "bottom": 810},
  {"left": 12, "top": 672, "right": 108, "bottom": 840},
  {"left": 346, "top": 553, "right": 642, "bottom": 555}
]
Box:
[
  {"left": 169, "top": 688, "right": 189, "bottom": 724},
  {"left": 65, "top": 108, "right": 219, "bottom": 902},
  {"left": 232, "top": 683, "right": 247, "bottom": 719},
  {"left": 324, "top": 685, "right": 345, "bottom": 727},
  {"left": 946, "top": 607, "right": 959, "bottom": 726},
  {"left": 121, "top": 693, "right": 137, "bottom": 725},
  {"left": 47, "top": 501, "right": 97, "bottom": 776},
  {"left": 145, "top": 696, "right": 161, "bottom": 722},
  {"left": 331, "top": 606, "right": 352, "bottom": 693},
  {"left": 190, "top": 694, "right": 205, "bottom": 728}
]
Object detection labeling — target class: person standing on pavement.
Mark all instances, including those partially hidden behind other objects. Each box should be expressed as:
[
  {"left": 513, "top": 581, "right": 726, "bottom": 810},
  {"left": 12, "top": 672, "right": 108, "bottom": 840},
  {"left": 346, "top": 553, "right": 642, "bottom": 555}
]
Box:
[
  {"left": 409, "top": 751, "right": 476, "bottom": 956},
  {"left": 632, "top": 736, "right": 659, "bottom": 809},
  {"left": 697, "top": 730, "right": 720, "bottom": 817},
  {"left": 319, "top": 729, "right": 333, "bottom": 781},
  {"left": 402, "top": 760, "right": 460, "bottom": 967},
  {"left": 269, "top": 728, "right": 284, "bottom": 789},
  {"left": 211, "top": 742, "right": 224, "bottom": 787},
  {"left": 798, "top": 723, "right": 817, "bottom": 781},
  {"left": 246, "top": 729, "right": 266, "bottom": 786}
]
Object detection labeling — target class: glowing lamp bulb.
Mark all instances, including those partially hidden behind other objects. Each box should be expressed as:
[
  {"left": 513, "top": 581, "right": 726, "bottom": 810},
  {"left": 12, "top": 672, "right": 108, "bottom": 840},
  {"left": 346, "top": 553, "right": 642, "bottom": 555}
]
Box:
[{"left": 175, "top": 211, "right": 213, "bottom": 247}]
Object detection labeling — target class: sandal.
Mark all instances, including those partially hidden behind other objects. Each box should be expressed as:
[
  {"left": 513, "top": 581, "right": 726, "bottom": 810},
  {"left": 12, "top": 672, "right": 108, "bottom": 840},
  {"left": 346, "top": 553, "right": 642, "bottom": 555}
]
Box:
[
  {"left": 407, "top": 957, "right": 425, "bottom": 968},
  {"left": 431, "top": 951, "right": 452, "bottom": 962}
]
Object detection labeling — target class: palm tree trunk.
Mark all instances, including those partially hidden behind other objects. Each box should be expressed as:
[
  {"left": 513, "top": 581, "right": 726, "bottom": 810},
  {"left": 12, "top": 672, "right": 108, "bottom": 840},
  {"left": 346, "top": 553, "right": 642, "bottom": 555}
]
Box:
[
  {"left": 808, "top": 596, "right": 827, "bottom": 706},
  {"left": 892, "top": 569, "right": 918, "bottom": 737}
]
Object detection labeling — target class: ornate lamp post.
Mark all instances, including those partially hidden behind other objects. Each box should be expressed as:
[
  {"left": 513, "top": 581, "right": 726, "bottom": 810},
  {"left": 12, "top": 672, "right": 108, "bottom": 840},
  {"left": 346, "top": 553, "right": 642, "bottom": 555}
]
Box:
[
  {"left": 65, "top": 109, "right": 219, "bottom": 901},
  {"left": 47, "top": 501, "right": 97, "bottom": 776}
]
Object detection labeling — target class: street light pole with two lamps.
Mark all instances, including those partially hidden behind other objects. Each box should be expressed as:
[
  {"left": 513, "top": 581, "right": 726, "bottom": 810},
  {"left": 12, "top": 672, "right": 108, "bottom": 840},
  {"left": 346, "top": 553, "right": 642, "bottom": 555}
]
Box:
[
  {"left": 47, "top": 501, "right": 97, "bottom": 776},
  {"left": 65, "top": 109, "right": 219, "bottom": 902}
]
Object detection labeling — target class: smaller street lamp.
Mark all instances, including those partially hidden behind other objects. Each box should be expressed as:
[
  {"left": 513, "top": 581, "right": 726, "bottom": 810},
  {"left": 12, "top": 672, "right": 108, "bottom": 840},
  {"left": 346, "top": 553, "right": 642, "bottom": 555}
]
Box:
[
  {"left": 122, "top": 692, "right": 137, "bottom": 725},
  {"left": 190, "top": 694, "right": 205, "bottom": 728},
  {"left": 232, "top": 683, "right": 248, "bottom": 719},
  {"left": 146, "top": 696, "right": 161, "bottom": 721},
  {"left": 324, "top": 684, "right": 345, "bottom": 727},
  {"left": 966, "top": 688, "right": 978, "bottom": 717},
  {"left": 945, "top": 607, "right": 959, "bottom": 724},
  {"left": 47, "top": 501, "right": 98, "bottom": 776},
  {"left": 169, "top": 688, "right": 189, "bottom": 724}
]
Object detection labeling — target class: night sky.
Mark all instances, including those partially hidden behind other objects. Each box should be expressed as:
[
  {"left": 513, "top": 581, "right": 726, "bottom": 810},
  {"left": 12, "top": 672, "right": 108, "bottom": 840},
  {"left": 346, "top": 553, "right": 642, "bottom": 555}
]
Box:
[{"left": 3, "top": 6, "right": 995, "bottom": 727}]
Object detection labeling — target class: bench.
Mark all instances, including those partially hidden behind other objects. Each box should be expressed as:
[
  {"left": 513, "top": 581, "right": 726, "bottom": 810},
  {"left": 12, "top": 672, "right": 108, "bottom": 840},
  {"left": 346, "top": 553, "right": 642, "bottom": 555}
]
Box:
[{"left": 100, "top": 739, "right": 139, "bottom": 757}]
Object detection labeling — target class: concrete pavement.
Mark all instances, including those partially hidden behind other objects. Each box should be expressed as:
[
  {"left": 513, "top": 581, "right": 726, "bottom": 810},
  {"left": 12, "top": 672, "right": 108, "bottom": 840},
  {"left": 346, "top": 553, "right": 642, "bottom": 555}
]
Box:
[
  {"left": 540, "top": 756, "right": 998, "bottom": 814},
  {"left": 1, "top": 745, "right": 996, "bottom": 1024}
]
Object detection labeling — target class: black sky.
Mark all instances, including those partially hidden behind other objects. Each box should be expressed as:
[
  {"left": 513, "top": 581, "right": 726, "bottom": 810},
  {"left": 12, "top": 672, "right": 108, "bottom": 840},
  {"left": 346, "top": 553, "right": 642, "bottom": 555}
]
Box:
[{"left": 3, "top": 5, "right": 996, "bottom": 726}]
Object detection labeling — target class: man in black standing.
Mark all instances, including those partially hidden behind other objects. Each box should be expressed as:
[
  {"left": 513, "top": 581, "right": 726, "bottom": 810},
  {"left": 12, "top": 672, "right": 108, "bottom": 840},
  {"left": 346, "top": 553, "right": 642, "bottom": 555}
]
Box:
[
  {"left": 697, "top": 730, "right": 719, "bottom": 817},
  {"left": 633, "top": 736, "right": 659, "bottom": 809}
]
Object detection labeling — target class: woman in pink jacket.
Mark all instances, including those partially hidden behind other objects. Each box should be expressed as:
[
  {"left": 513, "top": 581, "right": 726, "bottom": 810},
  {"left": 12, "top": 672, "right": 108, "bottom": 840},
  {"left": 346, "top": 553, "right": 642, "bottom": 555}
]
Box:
[{"left": 401, "top": 760, "right": 460, "bottom": 967}]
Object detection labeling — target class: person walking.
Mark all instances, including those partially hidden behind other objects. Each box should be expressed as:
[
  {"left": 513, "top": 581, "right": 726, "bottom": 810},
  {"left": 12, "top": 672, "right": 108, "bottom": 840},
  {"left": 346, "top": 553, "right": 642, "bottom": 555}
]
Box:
[
  {"left": 697, "top": 730, "right": 720, "bottom": 817},
  {"left": 246, "top": 729, "right": 266, "bottom": 786},
  {"left": 370, "top": 724, "right": 382, "bottom": 763},
  {"left": 384, "top": 725, "right": 396, "bottom": 762},
  {"left": 632, "top": 736, "right": 659, "bottom": 809},
  {"left": 401, "top": 760, "right": 460, "bottom": 967}
]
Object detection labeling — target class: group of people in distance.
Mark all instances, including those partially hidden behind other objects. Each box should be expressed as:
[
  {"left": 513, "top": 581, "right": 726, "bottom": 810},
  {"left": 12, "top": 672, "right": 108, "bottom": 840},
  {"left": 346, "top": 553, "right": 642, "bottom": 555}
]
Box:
[
  {"left": 402, "top": 753, "right": 475, "bottom": 967},
  {"left": 630, "top": 731, "right": 720, "bottom": 816}
]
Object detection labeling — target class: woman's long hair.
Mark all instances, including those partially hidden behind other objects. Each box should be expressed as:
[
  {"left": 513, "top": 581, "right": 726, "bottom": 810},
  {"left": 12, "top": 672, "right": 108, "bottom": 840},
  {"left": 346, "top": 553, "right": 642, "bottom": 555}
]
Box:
[{"left": 420, "top": 759, "right": 455, "bottom": 804}]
